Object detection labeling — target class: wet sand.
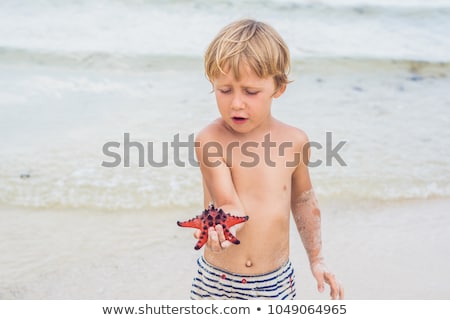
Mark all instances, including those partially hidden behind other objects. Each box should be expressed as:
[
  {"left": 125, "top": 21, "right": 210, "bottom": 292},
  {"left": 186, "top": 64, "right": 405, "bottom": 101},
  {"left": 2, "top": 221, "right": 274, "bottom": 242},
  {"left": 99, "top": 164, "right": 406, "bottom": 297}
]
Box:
[{"left": 1, "top": 198, "right": 449, "bottom": 300}]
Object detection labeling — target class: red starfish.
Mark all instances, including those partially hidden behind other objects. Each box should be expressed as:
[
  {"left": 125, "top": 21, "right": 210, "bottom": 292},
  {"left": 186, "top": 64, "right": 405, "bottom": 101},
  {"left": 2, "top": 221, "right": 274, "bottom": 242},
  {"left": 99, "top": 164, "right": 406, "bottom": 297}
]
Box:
[{"left": 177, "top": 204, "right": 249, "bottom": 250}]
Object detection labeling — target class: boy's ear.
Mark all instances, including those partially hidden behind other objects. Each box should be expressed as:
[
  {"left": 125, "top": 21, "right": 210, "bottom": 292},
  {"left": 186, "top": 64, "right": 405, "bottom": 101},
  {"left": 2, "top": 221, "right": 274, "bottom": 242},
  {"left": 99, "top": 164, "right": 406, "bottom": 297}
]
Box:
[{"left": 273, "top": 84, "right": 286, "bottom": 98}]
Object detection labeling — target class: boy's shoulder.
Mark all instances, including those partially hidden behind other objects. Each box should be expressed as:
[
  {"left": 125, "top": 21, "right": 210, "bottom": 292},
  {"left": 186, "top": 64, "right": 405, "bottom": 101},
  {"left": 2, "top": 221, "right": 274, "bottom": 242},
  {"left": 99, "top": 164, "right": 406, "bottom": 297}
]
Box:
[
  {"left": 272, "top": 118, "right": 309, "bottom": 146},
  {"left": 195, "top": 118, "right": 226, "bottom": 143}
]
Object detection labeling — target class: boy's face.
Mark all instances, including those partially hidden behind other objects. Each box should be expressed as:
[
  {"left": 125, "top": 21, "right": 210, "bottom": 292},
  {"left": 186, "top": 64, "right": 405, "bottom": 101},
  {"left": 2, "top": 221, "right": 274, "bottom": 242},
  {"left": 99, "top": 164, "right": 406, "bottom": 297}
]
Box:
[{"left": 212, "top": 64, "right": 285, "bottom": 135}]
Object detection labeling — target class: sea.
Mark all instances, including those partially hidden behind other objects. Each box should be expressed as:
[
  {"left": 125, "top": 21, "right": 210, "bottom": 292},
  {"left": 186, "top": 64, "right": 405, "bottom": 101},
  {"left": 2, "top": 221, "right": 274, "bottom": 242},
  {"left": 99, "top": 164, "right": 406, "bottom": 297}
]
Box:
[{"left": 1, "top": 0, "right": 449, "bottom": 211}]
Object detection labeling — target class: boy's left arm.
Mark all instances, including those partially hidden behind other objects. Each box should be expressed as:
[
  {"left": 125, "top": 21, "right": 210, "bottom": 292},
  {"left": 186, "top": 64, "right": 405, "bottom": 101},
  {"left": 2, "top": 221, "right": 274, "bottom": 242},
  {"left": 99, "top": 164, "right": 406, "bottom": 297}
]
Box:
[{"left": 291, "top": 137, "right": 344, "bottom": 300}]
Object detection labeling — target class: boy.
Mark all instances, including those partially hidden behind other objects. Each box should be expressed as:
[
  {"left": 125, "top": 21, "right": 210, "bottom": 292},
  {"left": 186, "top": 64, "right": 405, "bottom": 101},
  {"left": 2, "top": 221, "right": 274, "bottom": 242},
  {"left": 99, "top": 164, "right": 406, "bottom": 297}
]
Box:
[{"left": 191, "top": 19, "right": 343, "bottom": 300}]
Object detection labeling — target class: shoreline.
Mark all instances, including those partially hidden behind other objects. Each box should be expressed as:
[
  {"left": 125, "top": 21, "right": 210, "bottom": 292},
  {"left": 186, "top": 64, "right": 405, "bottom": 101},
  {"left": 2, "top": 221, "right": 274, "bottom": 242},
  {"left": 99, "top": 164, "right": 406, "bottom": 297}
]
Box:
[{"left": 1, "top": 197, "right": 449, "bottom": 299}]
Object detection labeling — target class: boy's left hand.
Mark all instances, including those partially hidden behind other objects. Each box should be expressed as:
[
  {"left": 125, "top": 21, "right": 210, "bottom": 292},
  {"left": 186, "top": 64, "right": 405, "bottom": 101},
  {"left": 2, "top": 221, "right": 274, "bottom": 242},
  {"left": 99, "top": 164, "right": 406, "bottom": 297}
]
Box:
[{"left": 311, "top": 260, "right": 344, "bottom": 299}]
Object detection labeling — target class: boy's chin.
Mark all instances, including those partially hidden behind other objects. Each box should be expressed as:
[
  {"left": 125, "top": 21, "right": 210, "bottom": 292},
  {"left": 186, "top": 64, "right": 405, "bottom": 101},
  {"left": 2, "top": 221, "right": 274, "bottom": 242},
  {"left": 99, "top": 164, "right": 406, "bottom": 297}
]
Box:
[{"left": 227, "top": 123, "right": 253, "bottom": 134}]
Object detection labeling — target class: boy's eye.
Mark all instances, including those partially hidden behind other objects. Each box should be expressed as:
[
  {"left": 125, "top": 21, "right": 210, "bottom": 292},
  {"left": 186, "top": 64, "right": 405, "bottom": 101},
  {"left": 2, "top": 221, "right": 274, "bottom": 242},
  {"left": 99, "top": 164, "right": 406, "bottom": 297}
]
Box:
[
  {"left": 245, "top": 90, "right": 259, "bottom": 95},
  {"left": 218, "top": 89, "right": 231, "bottom": 94}
]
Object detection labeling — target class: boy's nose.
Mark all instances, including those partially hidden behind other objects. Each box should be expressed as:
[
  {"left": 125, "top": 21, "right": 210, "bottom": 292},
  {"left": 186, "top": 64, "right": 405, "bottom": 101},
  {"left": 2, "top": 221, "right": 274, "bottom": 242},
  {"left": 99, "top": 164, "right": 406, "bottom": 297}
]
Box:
[{"left": 231, "top": 94, "right": 245, "bottom": 110}]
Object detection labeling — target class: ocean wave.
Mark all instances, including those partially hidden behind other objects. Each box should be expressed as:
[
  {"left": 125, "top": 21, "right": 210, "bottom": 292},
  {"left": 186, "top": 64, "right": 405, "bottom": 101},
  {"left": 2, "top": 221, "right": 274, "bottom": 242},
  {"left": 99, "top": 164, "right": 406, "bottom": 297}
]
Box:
[
  {"left": 1, "top": 171, "right": 448, "bottom": 211},
  {"left": 270, "top": 0, "right": 450, "bottom": 14},
  {"left": 1, "top": 152, "right": 449, "bottom": 210},
  {"left": 113, "top": 0, "right": 450, "bottom": 12},
  {"left": 1, "top": 0, "right": 449, "bottom": 65},
  {"left": 1, "top": 47, "right": 449, "bottom": 74},
  {"left": 0, "top": 47, "right": 203, "bottom": 71}
]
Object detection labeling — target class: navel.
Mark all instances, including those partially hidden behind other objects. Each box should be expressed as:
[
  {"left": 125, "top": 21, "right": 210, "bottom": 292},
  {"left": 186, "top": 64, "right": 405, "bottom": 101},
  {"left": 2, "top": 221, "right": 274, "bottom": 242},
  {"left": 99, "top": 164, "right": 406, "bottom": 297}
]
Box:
[{"left": 245, "top": 260, "right": 253, "bottom": 268}]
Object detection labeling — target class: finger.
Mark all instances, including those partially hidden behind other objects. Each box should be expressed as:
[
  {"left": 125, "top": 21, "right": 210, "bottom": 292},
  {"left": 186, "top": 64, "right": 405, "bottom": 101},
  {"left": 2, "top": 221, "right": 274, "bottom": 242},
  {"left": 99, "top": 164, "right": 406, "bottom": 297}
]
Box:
[
  {"left": 193, "top": 230, "right": 200, "bottom": 239},
  {"left": 325, "top": 273, "right": 339, "bottom": 300},
  {"left": 207, "top": 227, "right": 222, "bottom": 252},
  {"left": 330, "top": 281, "right": 344, "bottom": 300},
  {"left": 314, "top": 270, "right": 325, "bottom": 293},
  {"left": 338, "top": 282, "right": 345, "bottom": 300},
  {"left": 215, "top": 224, "right": 226, "bottom": 244},
  {"left": 214, "top": 225, "right": 231, "bottom": 249},
  {"left": 220, "top": 240, "right": 232, "bottom": 248}
]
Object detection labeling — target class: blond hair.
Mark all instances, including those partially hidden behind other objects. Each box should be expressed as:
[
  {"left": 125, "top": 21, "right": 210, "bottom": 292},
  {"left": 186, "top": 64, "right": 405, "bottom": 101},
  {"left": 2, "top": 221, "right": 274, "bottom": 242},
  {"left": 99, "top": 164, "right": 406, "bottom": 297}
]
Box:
[{"left": 204, "top": 19, "right": 291, "bottom": 91}]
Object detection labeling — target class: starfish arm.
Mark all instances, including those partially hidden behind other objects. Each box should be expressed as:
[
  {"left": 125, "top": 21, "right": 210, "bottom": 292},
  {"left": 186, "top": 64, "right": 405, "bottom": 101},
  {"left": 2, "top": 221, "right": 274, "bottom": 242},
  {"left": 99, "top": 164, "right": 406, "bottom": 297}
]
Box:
[
  {"left": 177, "top": 216, "right": 203, "bottom": 229},
  {"left": 222, "top": 227, "right": 240, "bottom": 244},
  {"left": 194, "top": 230, "right": 208, "bottom": 250},
  {"left": 223, "top": 215, "right": 249, "bottom": 229}
]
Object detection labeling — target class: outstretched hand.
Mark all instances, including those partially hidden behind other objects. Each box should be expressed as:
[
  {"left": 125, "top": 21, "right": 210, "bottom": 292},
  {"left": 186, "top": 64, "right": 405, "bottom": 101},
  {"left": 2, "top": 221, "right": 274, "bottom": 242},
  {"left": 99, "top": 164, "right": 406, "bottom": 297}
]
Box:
[
  {"left": 194, "top": 225, "right": 232, "bottom": 253},
  {"left": 311, "top": 260, "right": 344, "bottom": 299}
]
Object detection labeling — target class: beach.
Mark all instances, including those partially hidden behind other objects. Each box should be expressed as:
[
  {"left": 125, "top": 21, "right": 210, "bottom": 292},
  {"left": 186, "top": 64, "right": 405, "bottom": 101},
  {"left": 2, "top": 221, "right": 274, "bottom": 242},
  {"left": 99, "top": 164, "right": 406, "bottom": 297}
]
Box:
[
  {"left": 1, "top": 0, "right": 450, "bottom": 300},
  {"left": 1, "top": 198, "right": 449, "bottom": 300}
]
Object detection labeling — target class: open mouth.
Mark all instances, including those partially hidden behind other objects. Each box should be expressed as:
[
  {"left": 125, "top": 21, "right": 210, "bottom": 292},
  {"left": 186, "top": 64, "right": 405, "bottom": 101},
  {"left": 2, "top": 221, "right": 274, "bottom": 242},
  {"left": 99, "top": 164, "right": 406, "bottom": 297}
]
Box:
[{"left": 232, "top": 117, "right": 247, "bottom": 122}]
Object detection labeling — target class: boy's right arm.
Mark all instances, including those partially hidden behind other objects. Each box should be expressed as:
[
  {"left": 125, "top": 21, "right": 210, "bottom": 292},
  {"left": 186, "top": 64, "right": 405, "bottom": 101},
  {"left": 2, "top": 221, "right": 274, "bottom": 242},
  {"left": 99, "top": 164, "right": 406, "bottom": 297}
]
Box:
[{"left": 194, "top": 129, "right": 246, "bottom": 252}]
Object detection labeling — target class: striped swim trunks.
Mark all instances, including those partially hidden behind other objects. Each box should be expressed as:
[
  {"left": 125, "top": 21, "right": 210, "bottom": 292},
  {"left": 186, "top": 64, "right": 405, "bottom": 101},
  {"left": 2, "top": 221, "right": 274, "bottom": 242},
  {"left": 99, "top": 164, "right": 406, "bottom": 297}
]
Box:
[{"left": 191, "top": 256, "right": 296, "bottom": 300}]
